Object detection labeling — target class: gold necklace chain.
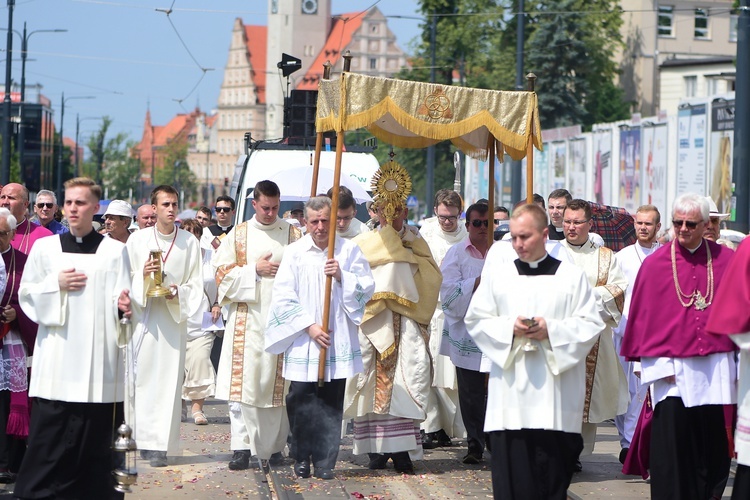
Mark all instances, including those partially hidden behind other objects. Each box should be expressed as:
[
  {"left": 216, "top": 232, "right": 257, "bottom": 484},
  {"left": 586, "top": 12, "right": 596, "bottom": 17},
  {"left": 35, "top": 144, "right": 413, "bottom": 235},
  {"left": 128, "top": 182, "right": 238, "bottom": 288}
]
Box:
[{"left": 671, "top": 241, "right": 714, "bottom": 310}]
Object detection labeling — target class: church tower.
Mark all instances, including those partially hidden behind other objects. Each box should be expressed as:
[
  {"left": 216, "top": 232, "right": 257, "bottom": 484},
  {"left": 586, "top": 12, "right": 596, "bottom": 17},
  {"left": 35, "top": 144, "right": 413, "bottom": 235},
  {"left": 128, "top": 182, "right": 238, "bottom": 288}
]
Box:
[{"left": 265, "top": 0, "right": 331, "bottom": 140}]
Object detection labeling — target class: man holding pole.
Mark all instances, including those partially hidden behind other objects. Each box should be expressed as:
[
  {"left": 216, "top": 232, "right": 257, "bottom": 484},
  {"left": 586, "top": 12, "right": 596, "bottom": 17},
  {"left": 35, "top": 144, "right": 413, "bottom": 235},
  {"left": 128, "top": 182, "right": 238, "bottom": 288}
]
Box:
[{"left": 265, "top": 196, "right": 374, "bottom": 480}]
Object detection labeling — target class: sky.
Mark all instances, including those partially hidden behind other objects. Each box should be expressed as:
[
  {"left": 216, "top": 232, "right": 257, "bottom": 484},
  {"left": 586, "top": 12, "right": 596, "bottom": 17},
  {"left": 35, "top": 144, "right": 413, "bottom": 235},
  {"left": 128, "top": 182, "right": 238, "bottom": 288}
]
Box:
[{"left": 6, "top": 0, "right": 423, "bottom": 148}]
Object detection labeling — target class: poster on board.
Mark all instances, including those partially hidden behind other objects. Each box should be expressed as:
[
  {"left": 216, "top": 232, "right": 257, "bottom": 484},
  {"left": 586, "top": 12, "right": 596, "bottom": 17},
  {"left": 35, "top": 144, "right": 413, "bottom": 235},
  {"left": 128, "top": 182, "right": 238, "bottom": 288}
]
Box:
[
  {"left": 533, "top": 146, "right": 549, "bottom": 198},
  {"left": 568, "top": 138, "right": 587, "bottom": 200},
  {"left": 619, "top": 127, "right": 641, "bottom": 212},
  {"left": 550, "top": 142, "right": 566, "bottom": 190},
  {"left": 594, "top": 129, "right": 612, "bottom": 205},
  {"left": 709, "top": 100, "right": 734, "bottom": 218},
  {"left": 641, "top": 124, "right": 668, "bottom": 215},
  {"left": 676, "top": 104, "right": 707, "bottom": 196}
]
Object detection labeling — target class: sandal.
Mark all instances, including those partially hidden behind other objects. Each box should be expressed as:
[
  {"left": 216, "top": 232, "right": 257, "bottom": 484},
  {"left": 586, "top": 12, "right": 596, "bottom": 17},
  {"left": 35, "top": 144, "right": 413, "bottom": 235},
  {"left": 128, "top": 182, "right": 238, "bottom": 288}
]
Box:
[{"left": 192, "top": 411, "right": 208, "bottom": 425}]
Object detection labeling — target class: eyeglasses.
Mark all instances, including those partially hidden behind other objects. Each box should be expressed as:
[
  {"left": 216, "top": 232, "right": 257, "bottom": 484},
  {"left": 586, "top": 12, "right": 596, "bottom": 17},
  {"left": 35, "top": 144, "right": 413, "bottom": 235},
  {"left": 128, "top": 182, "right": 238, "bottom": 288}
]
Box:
[
  {"left": 215, "top": 207, "right": 232, "bottom": 213},
  {"left": 470, "top": 219, "right": 489, "bottom": 228},
  {"left": 563, "top": 219, "right": 590, "bottom": 227},
  {"left": 336, "top": 215, "right": 354, "bottom": 222},
  {"left": 0, "top": 230, "right": 10, "bottom": 237},
  {"left": 672, "top": 219, "right": 699, "bottom": 229},
  {"left": 437, "top": 215, "right": 458, "bottom": 223},
  {"left": 36, "top": 202, "right": 54, "bottom": 209}
]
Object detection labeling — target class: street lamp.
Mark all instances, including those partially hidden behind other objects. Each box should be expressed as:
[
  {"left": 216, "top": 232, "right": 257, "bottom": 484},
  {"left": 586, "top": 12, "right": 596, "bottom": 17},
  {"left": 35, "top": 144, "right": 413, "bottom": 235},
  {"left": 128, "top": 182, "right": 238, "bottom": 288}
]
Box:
[
  {"left": 57, "top": 94, "right": 94, "bottom": 200},
  {"left": 0, "top": 20, "right": 66, "bottom": 185},
  {"left": 75, "top": 114, "right": 103, "bottom": 177},
  {"left": 1, "top": 0, "right": 16, "bottom": 185},
  {"left": 18, "top": 23, "right": 67, "bottom": 180}
]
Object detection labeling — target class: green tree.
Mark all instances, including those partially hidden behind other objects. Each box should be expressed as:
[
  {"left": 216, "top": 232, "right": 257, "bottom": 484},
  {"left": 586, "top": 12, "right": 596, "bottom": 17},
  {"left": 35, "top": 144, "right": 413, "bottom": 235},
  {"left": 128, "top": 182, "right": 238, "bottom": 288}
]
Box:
[
  {"left": 101, "top": 139, "right": 141, "bottom": 200},
  {"left": 524, "top": 0, "right": 630, "bottom": 129},
  {"left": 154, "top": 140, "right": 197, "bottom": 203}
]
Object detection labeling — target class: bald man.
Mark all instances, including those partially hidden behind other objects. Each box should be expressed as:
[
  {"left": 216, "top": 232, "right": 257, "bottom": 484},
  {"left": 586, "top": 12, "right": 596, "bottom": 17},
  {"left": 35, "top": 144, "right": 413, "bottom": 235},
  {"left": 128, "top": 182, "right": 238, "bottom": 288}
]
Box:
[
  {"left": 136, "top": 204, "right": 156, "bottom": 230},
  {"left": 0, "top": 184, "right": 52, "bottom": 254}
]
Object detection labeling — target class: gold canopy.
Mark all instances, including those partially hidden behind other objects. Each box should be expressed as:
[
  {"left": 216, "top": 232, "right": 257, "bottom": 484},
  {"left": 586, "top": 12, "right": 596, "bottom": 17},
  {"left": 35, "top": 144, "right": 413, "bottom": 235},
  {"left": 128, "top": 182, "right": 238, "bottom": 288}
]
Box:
[{"left": 316, "top": 72, "right": 542, "bottom": 160}]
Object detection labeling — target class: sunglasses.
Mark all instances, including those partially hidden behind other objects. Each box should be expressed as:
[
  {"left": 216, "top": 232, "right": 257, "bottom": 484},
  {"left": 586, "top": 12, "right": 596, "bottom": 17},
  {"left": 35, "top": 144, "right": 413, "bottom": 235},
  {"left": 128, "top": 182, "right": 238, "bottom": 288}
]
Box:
[
  {"left": 672, "top": 219, "right": 699, "bottom": 229},
  {"left": 36, "top": 202, "right": 54, "bottom": 209},
  {"left": 215, "top": 207, "right": 232, "bottom": 213},
  {"left": 470, "top": 219, "right": 489, "bottom": 228}
]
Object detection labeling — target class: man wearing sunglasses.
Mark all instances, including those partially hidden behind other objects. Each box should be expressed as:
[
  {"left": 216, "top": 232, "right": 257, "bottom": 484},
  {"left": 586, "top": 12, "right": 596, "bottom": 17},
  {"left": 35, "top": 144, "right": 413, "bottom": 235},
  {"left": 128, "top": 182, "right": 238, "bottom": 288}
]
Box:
[
  {"left": 440, "top": 203, "right": 491, "bottom": 464},
  {"left": 621, "top": 193, "right": 737, "bottom": 499},
  {"left": 559, "top": 199, "right": 628, "bottom": 472},
  {"left": 418, "top": 189, "right": 467, "bottom": 450},
  {"left": 202, "top": 196, "right": 235, "bottom": 250},
  {"left": 32, "top": 190, "right": 68, "bottom": 235}
]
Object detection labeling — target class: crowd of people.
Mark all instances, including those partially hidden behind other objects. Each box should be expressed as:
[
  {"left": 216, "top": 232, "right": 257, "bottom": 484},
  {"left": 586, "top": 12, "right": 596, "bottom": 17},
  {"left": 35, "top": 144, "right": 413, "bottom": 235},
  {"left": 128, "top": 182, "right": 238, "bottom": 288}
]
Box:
[{"left": 0, "top": 170, "right": 746, "bottom": 500}]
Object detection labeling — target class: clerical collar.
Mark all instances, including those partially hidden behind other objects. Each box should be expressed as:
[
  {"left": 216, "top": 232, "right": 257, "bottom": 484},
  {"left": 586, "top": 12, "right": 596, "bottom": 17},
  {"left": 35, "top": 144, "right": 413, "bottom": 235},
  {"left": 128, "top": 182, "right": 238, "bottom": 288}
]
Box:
[
  {"left": 514, "top": 254, "right": 562, "bottom": 276},
  {"left": 682, "top": 240, "right": 703, "bottom": 254},
  {"left": 555, "top": 226, "right": 564, "bottom": 233},
  {"left": 219, "top": 225, "right": 231, "bottom": 231},
  {"left": 61, "top": 229, "right": 103, "bottom": 254},
  {"left": 0, "top": 246, "right": 10, "bottom": 255},
  {"left": 567, "top": 239, "right": 588, "bottom": 248}
]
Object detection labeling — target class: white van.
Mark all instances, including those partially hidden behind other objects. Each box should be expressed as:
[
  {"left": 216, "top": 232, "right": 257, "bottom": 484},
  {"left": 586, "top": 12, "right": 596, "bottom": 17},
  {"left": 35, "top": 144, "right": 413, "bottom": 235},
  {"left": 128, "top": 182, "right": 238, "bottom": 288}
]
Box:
[{"left": 229, "top": 138, "right": 380, "bottom": 224}]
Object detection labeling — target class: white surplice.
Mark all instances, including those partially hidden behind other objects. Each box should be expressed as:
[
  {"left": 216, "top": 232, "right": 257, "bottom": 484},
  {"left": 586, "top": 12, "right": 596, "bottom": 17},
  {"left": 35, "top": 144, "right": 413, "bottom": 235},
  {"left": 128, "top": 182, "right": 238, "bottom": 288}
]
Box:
[
  {"left": 440, "top": 239, "right": 491, "bottom": 372},
  {"left": 212, "top": 217, "right": 299, "bottom": 457},
  {"left": 338, "top": 217, "right": 370, "bottom": 239},
  {"left": 731, "top": 333, "right": 750, "bottom": 466},
  {"left": 265, "top": 233, "right": 374, "bottom": 382},
  {"left": 126, "top": 227, "right": 203, "bottom": 453},
  {"left": 612, "top": 242, "right": 659, "bottom": 447},
  {"left": 465, "top": 258, "right": 604, "bottom": 434},
  {"left": 419, "top": 218, "right": 467, "bottom": 436},
  {"left": 20, "top": 236, "right": 131, "bottom": 402}
]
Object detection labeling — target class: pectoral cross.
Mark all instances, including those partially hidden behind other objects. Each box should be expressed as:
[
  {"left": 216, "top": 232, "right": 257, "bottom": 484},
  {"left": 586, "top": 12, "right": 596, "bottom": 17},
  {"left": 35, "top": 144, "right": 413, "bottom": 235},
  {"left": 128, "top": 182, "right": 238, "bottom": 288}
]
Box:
[{"left": 694, "top": 291, "right": 708, "bottom": 311}]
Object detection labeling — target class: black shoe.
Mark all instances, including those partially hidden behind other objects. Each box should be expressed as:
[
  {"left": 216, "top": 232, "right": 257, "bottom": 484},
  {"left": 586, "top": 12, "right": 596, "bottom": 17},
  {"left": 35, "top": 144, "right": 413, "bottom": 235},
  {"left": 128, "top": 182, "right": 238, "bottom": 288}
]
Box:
[
  {"left": 314, "top": 467, "right": 335, "bottom": 480},
  {"left": 228, "top": 450, "right": 252, "bottom": 471},
  {"left": 619, "top": 448, "right": 629, "bottom": 465},
  {"left": 573, "top": 459, "right": 582, "bottom": 472},
  {"left": 269, "top": 452, "right": 284, "bottom": 466},
  {"left": 367, "top": 453, "right": 389, "bottom": 470},
  {"left": 462, "top": 451, "right": 482, "bottom": 465},
  {"left": 435, "top": 429, "right": 453, "bottom": 447},
  {"left": 0, "top": 470, "right": 16, "bottom": 484},
  {"left": 420, "top": 430, "right": 437, "bottom": 450},
  {"left": 392, "top": 452, "right": 414, "bottom": 474},
  {"left": 149, "top": 451, "right": 168, "bottom": 467},
  {"left": 294, "top": 460, "right": 311, "bottom": 478}
]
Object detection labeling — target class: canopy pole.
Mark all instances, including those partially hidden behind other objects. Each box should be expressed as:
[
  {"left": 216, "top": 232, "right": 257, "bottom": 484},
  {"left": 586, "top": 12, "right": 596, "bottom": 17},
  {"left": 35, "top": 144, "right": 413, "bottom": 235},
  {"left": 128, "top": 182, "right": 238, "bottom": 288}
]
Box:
[
  {"left": 487, "top": 133, "right": 496, "bottom": 249},
  {"left": 526, "top": 73, "right": 537, "bottom": 204},
  {"left": 318, "top": 54, "right": 350, "bottom": 387},
  {"left": 317, "top": 130, "right": 344, "bottom": 387},
  {"left": 311, "top": 61, "right": 333, "bottom": 197}
]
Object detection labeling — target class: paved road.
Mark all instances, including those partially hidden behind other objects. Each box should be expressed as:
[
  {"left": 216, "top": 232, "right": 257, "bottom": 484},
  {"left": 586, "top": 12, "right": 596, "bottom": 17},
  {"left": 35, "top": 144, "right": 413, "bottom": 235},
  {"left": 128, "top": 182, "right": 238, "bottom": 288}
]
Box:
[{"left": 0, "top": 399, "right": 737, "bottom": 498}]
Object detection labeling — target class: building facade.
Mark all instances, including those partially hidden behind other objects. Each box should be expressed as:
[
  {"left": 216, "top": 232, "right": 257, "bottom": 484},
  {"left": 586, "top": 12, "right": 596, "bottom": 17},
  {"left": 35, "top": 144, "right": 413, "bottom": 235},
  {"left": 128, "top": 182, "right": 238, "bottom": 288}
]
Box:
[{"left": 618, "top": 0, "right": 737, "bottom": 116}]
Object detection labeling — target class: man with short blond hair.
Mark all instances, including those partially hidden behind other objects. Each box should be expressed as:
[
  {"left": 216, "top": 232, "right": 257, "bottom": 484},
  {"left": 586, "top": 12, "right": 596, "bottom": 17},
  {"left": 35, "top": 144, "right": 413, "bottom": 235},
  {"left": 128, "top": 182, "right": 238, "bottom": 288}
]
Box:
[
  {"left": 612, "top": 204, "right": 661, "bottom": 463},
  {"left": 466, "top": 202, "right": 603, "bottom": 498},
  {"left": 15, "top": 177, "right": 132, "bottom": 498},
  {"left": 0, "top": 184, "right": 52, "bottom": 254},
  {"left": 32, "top": 190, "right": 67, "bottom": 235}
]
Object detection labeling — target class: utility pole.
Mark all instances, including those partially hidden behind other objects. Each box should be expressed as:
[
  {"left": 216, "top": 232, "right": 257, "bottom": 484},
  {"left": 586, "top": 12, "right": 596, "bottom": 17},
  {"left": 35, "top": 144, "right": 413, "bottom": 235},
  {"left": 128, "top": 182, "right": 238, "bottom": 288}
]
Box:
[
  {"left": 510, "top": 0, "right": 525, "bottom": 206},
  {"left": 57, "top": 94, "right": 94, "bottom": 199},
  {"left": 425, "top": 13, "right": 437, "bottom": 216},
  {"left": 1, "top": 0, "right": 15, "bottom": 185},
  {"left": 732, "top": 0, "right": 749, "bottom": 232}
]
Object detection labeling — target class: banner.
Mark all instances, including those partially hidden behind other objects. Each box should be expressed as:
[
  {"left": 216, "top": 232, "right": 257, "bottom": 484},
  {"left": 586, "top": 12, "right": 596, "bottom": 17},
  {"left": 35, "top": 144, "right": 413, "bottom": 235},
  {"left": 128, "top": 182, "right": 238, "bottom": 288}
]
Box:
[
  {"left": 550, "top": 142, "right": 566, "bottom": 190},
  {"left": 619, "top": 127, "right": 641, "bottom": 212},
  {"left": 568, "top": 138, "right": 587, "bottom": 200},
  {"left": 594, "top": 129, "right": 612, "bottom": 205},
  {"left": 533, "top": 146, "right": 549, "bottom": 198},
  {"left": 676, "top": 104, "right": 707, "bottom": 196},
  {"left": 709, "top": 100, "right": 734, "bottom": 218},
  {"left": 641, "top": 124, "right": 668, "bottom": 215}
]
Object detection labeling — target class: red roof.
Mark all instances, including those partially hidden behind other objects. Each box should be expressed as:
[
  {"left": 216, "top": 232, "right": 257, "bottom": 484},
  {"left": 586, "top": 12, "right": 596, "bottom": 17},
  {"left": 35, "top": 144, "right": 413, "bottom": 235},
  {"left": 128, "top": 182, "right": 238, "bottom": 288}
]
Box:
[
  {"left": 245, "top": 25, "right": 267, "bottom": 103},
  {"left": 296, "top": 13, "right": 364, "bottom": 91}
]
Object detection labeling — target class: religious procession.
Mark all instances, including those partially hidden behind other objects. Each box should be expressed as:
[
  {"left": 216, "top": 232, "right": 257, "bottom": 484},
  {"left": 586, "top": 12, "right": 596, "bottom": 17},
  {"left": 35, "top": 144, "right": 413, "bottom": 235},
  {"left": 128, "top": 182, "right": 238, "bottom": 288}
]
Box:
[{"left": 0, "top": 73, "right": 747, "bottom": 500}]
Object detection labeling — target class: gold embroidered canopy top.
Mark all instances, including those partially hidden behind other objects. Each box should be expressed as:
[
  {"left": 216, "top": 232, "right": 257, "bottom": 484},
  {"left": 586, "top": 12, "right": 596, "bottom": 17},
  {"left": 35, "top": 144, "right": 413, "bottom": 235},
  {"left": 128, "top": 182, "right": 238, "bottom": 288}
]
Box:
[{"left": 316, "top": 73, "right": 543, "bottom": 160}]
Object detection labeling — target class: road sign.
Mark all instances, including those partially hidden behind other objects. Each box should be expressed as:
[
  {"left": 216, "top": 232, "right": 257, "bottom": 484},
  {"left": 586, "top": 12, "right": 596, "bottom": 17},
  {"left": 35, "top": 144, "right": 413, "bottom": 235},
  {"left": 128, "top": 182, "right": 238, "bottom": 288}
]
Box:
[{"left": 406, "top": 195, "right": 418, "bottom": 208}]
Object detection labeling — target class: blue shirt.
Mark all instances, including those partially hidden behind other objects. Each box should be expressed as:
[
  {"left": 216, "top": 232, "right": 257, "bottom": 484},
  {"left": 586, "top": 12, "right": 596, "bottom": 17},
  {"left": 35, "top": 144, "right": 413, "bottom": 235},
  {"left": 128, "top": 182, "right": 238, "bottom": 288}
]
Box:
[{"left": 43, "top": 219, "right": 69, "bottom": 235}]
